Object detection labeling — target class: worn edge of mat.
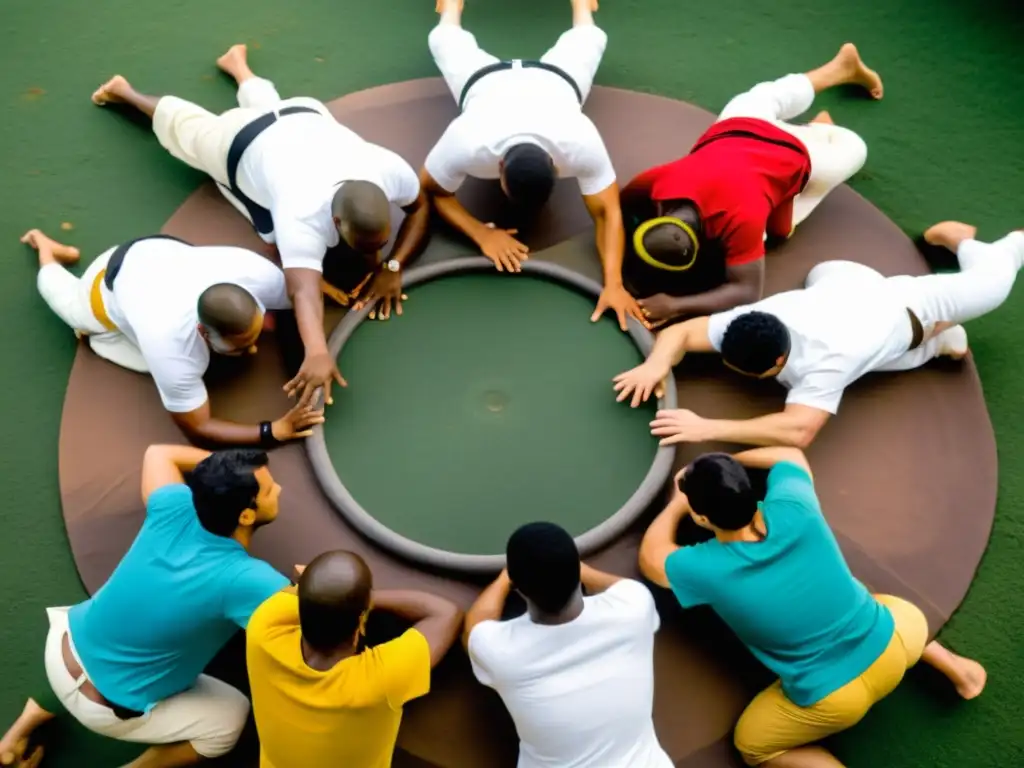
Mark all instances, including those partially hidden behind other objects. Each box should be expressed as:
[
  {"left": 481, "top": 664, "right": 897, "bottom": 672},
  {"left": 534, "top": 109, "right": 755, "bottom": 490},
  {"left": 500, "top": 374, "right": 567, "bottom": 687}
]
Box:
[{"left": 306, "top": 256, "right": 677, "bottom": 575}]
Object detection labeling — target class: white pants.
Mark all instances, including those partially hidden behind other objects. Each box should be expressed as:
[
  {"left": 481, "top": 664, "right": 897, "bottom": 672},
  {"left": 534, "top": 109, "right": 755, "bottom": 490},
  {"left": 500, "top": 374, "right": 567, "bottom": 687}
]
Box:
[
  {"left": 428, "top": 21, "right": 607, "bottom": 107},
  {"left": 719, "top": 74, "right": 868, "bottom": 227},
  {"left": 43, "top": 607, "right": 249, "bottom": 759},
  {"left": 36, "top": 248, "right": 150, "bottom": 372},
  {"left": 805, "top": 231, "right": 1024, "bottom": 370},
  {"left": 152, "top": 78, "right": 332, "bottom": 241}
]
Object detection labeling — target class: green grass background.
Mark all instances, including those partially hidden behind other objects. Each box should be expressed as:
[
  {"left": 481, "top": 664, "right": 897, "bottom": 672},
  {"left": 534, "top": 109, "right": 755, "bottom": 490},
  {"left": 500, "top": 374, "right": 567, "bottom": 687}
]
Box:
[{"left": 1, "top": 0, "right": 1021, "bottom": 765}]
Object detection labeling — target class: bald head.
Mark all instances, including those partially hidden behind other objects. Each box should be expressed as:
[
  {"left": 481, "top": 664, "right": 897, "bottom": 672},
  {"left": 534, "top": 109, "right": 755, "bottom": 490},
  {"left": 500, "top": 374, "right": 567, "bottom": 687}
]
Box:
[
  {"left": 331, "top": 181, "right": 391, "bottom": 253},
  {"left": 298, "top": 550, "right": 373, "bottom": 652},
  {"left": 197, "top": 283, "right": 261, "bottom": 336}
]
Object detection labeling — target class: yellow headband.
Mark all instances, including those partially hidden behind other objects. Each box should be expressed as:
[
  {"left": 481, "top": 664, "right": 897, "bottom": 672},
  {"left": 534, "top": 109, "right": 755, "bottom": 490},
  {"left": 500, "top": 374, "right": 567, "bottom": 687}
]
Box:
[{"left": 633, "top": 216, "right": 699, "bottom": 272}]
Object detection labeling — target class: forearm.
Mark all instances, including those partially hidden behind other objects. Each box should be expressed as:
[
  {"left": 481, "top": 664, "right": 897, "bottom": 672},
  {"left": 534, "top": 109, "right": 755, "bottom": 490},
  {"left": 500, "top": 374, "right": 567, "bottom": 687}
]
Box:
[
  {"left": 646, "top": 321, "right": 693, "bottom": 369},
  {"left": 639, "top": 501, "right": 688, "bottom": 587},
  {"left": 388, "top": 197, "right": 431, "bottom": 267},
  {"left": 596, "top": 215, "right": 626, "bottom": 288},
  {"left": 372, "top": 589, "right": 457, "bottom": 623},
  {"left": 462, "top": 572, "right": 511, "bottom": 646},
  {"left": 179, "top": 417, "right": 264, "bottom": 448},
  {"left": 144, "top": 444, "right": 211, "bottom": 476},
  {"left": 579, "top": 563, "right": 622, "bottom": 594},
  {"left": 703, "top": 412, "right": 813, "bottom": 447},
  {"left": 285, "top": 274, "right": 328, "bottom": 356},
  {"left": 661, "top": 282, "right": 758, "bottom": 321},
  {"left": 432, "top": 194, "right": 489, "bottom": 247},
  {"left": 732, "top": 446, "right": 810, "bottom": 472}
]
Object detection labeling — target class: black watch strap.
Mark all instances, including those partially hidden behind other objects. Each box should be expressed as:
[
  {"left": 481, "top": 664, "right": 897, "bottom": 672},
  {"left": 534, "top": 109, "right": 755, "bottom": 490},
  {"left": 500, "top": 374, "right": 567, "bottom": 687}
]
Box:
[{"left": 260, "top": 421, "right": 283, "bottom": 447}]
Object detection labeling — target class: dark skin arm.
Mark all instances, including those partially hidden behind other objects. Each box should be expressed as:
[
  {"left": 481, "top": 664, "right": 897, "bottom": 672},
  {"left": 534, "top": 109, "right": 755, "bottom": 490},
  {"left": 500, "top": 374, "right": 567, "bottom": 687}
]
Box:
[
  {"left": 371, "top": 589, "right": 464, "bottom": 668},
  {"left": 283, "top": 267, "right": 347, "bottom": 406},
  {"left": 171, "top": 398, "right": 323, "bottom": 448},
  {"left": 584, "top": 184, "right": 648, "bottom": 331},
  {"left": 579, "top": 563, "right": 623, "bottom": 594},
  {"left": 462, "top": 569, "right": 511, "bottom": 649},
  {"left": 638, "top": 259, "right": 765, "bottom": 328}
]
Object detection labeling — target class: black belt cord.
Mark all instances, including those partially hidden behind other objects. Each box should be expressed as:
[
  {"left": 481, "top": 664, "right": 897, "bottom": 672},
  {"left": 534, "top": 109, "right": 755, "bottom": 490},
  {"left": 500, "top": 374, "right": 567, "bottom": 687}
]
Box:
[
  {"left": 103, "top": 234, "right": 191, "bottom": 291},
  {"left": 458, "top": 60, "right": 583, "bottom": 111}
]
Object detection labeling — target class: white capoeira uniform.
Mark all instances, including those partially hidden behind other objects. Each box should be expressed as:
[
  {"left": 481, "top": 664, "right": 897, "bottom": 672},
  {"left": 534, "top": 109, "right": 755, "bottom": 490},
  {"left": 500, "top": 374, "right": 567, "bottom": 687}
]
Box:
[
  {"left": 150, "top": 78, "right": 420, "bottom": 273},
  {"left": 35, "top": 237, "right": 290, "bottom": 413},
  {"left": 424, "top": 20, "right": 617, "bottom": 197},
  {"left": 707, "top": 232, "right": 1024, "bottom": 414},
  {"left": 718, "top": 74, "right": 869, "bottom": 228}
]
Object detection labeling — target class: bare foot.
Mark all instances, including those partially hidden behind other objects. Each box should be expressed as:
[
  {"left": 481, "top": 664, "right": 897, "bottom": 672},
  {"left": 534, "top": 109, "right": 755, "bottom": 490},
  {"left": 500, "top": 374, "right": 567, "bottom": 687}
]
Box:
[
  {"left": 216, "top": 44, "right": 249, "bottom": 75},
  {"left": 810, "top": 110, "right": 834, "bottom": 125},
  {"left": 91, "top": 75, "right": 131, "bottom": 106},
  {"left": 953, "top": 656, "right": 987, "bottom": 700},
  {"left": 0, "top": 740, "right": 44, "bottom": 768},
  {"left": 20, "top": 229, "right": 80, "bottom": 264},
  {"left": 923, "top": 220, "right": 978, "bottom": 252},
  {"left": 835, "top": 43, "right": 884, "bottom": 99}
]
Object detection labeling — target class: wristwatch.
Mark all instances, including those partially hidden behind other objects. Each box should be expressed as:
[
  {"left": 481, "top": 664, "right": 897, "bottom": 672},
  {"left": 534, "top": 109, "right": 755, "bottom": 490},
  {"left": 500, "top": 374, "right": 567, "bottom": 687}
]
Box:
[{"left": 383, "top": 259, "right": 400, "bottom": 273}]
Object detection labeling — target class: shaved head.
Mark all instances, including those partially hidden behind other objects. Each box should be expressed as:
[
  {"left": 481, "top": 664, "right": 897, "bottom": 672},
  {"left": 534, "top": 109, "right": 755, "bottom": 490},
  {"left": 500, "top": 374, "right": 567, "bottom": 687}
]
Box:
[
  {"left": 331, "top": 181, "right": 391, "bottom": 252},
  {"left": 197, "top": 283, "right": 261, "bottom": 336},
  {"left": 298, "top": 550, "right": 373, "bottom": 652}
]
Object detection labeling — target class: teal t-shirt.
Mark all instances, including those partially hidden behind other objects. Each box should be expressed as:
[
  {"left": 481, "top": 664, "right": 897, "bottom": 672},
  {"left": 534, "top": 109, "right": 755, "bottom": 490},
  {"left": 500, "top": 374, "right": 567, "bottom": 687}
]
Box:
[
  {"left": 67, "top": 483, "right": 289, "bottom": 712},
  {"left": 664, "top": 461, "right": 895, "bottom": 706}
]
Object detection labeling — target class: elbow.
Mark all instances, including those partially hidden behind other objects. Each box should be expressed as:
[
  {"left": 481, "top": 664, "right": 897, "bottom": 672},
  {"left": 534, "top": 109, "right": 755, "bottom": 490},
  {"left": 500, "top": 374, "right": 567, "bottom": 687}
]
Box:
[
  {"left": 637, "top": 545, "right": 668, "bottom": 588},
  {"left": 788, "top": 424, "right": 817, "bottom": 450}
]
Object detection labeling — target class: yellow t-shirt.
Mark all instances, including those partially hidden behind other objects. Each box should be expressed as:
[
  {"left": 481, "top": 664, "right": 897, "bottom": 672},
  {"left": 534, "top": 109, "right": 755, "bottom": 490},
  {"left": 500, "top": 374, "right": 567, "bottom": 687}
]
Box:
[{"left": 246, "top": 591, "right": 431, "bottom": 768}]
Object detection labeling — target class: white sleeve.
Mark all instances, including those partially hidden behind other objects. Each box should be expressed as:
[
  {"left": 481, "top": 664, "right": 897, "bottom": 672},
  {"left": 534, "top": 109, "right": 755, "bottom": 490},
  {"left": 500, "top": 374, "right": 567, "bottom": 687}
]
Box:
[
  {"left": 572, "top": 118, "right": 617, "bottom": 196},
  {"left": 371, "top": 146, "right": 421, "bottom": 208},
  {"left": 272, "top": 210, "right": 328, "bottom": 273},
  {"left": 784, "top": 370, "right": 847, "bottom": 415},
  {"left": 423, "top": 120, "right": 473, "bottom": 193},
  {"left": 142, "top": 340, "right": 209, "bottom": 414},
  {"left": 466, "top": 620, "right": 503, "bottom": 688},
  {"left": 239, "top": 253, "right": 292, "bottom": 310},
  {"left": 706, "top": 306, "right": 749, "bottom": 351},
  {"left": 594, "top": 580, "right": 660, "bottom": 634}
]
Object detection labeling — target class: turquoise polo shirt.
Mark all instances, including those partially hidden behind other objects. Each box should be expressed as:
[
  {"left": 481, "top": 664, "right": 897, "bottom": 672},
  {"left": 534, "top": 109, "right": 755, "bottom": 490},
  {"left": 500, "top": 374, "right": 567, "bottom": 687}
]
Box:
[
  {"left": 664, "top": 461, "right": 894, "bottom": 706},
  {"left": 67, "top": 483, "right": 288, "bottom": 712}
]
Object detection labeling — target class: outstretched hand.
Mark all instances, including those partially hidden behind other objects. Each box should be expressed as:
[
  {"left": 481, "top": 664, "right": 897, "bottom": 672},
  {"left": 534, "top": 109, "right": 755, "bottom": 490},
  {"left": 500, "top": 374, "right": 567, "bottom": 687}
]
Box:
[
  {"left": 271, "top": 400, "right": 325, "bottom": 441},
  {"left": 613, "top": 360, "right": 670, "bottom": 408},
  {"left": 649, "top": 408, "right": 712, "bottom": 446},
  {"left": 478, "top": 224, "right": 529, "bottom": 272},
  {"left": 284, "top": 351, "right": 347, "bottom": 407},
  {"left": 353, "top": 268, "right": 407, "bottom": 321},
  {"left": 591, "top": 284, "right": 649, "bottom": 332}
]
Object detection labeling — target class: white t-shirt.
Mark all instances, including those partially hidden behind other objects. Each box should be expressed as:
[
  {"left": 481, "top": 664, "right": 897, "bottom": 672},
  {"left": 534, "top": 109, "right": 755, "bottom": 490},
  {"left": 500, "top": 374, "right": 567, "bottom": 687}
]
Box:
[
  {"left": 238, "top": 107, "right": 421, "bottom": 272},
  {"left": 104, "top": 239, "right": 291, "bottom": 413},
  {"left": 706, "top": 278, "right": 914, "bottom": 414},
  {"left": 467, "top": 579, "right": 672, "bottom": 768},
  {"left": 424, "top": 69, "right": 616, "bottom": 197}
]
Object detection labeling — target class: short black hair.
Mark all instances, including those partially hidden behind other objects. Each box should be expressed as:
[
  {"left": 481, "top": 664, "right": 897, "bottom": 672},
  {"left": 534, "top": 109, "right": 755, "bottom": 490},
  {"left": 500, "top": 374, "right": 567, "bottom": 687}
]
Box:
[
  {"left": 298, "top": 550, "right": 373, "bottom": 653},
  {"left": 502, "top": 143, "right": 556, "bottom": 212},
  {"left": 188, "top": 449, "right": 269, "bottom": 537},
  {"left": 639, "top": 221, "right": 698, "bottom": 269},
  {"left": 331, "top": 181, "right": 390, "bottom": 239},
  {"left": 720, "top": 311, "right": 790, "bottom": 375},
  {"left": 197, "top": 284, "right": 261, "bottom": 337},
  {"left": 680, "top": 453, "right": 758, "bottom": 530},
  {"left": 506, "top": 522, "right": 580, "bottom": 613}
]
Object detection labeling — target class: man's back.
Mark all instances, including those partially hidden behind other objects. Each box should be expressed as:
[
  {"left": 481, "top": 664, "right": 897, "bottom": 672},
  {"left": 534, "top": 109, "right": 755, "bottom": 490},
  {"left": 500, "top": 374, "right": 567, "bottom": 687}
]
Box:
[
  {"left": 665, "top": 462, "right": 895, "bottom": 706},
  {"left": 468, "top": 579, "right": 671, "bottom": 768},
  {"left": 246, "top": 591, "right": 431, "bottom": 768},
  {"left": 67, "top": 484, "right": 287, "bottom": 712}
]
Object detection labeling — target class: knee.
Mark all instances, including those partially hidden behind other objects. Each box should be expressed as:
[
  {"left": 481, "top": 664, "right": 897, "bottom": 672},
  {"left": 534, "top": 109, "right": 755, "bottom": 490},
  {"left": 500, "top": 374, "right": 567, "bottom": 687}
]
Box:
[
  {"left": 833, "top": 127, "right": 868, "bottom": 174},
  {"left": 732, "top": 721, "right": 769, "bottom": 766},
  {"left": 428, "top": 23, "right": 467, "bottom": 58},
  {"left": 193, "top": 687, "right": 250, "bottom": 759}
]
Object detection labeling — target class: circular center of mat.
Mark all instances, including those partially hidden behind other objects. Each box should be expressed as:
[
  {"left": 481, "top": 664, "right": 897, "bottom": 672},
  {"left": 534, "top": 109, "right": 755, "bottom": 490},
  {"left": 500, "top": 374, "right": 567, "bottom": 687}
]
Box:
[{"left": 320, "top": 271, "right": 659, "bottom": 558}]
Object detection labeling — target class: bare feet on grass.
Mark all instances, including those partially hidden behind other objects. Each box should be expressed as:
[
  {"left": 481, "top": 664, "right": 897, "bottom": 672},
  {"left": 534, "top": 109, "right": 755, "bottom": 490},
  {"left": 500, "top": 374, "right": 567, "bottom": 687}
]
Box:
[
  {"left": 91, "top": 75, "right": 132, "bottom": 106},
  {"left": 216, "top": 44, "right": 255, "bottom": 83},
  {"left": 21, "top": 229, "right": 80, "bottom": 264},
  {"left": 833, "top": 43, "right": 884, "bottom": 99},
  {"left": 923, "top": 221, "right": 978, "bottom": 252},
  {"left": 953, "top": 655, "right": 987, "bottom": 700}
]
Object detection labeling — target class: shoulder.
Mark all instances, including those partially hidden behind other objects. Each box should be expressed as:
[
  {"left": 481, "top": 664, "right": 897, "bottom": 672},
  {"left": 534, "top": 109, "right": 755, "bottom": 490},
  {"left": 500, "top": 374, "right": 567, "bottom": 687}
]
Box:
[
  {"left": 144, "top": 483, "right": 195, "bottom": 522},
  {"left": 466, "top": 617, "right": 512, "bottom": 661},
  {"left": 247, "top": 589, "right": 299, "bottom": 639},
  {"left": 765, "top": 461, "right": 820, "bottom": 509},
  {"left": 592, "top": 579, "right": 655, "bottom": 613}
]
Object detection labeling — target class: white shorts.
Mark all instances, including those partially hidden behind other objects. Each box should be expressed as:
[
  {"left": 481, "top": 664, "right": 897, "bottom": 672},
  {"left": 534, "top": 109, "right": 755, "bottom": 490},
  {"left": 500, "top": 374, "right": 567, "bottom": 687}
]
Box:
[
  {"left": 36, "top": 248, "right": 149, "bottom": 373},
  {"left": 43, "top": 607, "right": 250, "bottom": 759}
]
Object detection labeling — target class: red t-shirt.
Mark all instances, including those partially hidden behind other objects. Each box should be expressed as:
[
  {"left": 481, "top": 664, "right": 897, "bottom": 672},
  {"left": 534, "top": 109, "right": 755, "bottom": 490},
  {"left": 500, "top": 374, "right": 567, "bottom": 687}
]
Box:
[{"left": 623, "top": 117, "right": 812, "bottom": 267}]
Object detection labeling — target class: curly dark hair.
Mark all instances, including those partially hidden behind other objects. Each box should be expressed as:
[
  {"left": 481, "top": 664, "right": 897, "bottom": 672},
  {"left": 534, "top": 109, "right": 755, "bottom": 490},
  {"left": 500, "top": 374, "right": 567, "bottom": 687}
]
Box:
[{"left": 720, "top": 311, "right": 790, "bottom": 375}]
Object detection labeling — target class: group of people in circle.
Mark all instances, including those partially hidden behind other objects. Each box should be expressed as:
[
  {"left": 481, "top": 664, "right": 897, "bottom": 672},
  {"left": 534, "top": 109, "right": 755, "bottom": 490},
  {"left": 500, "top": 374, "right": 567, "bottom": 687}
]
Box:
[{"left": 9, "top": 1, "right": 1014, "bottom": 766}]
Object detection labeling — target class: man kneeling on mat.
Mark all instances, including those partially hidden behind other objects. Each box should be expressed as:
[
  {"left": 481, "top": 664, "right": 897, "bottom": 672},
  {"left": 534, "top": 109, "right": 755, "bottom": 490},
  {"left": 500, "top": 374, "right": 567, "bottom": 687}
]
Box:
[
  {"left": 91, "top": 42, "right": 430, "bottom": 409},
  {"left": 464, "top": 522, "right": 672, "bottom": 767},
  {"left": 613, "top": 223, "right": 1024, "bottom": 448},
  {"left": 23, "top": 228, "right": 321, "bottom": 447},
  {"left": 246, "top": 551, "right": 462, "bottom": 768},
  {"left": 0, "top": 445, "right": 291, "bottom": 768},
  {"left": 639, "top": 448, "right": 986, "bottom": 767},
  {"left": 619, "top": 44, "right": 881, "bottom": 328},
  {"left": 421, "top": 0, "right": 645, "bottom": 331}
]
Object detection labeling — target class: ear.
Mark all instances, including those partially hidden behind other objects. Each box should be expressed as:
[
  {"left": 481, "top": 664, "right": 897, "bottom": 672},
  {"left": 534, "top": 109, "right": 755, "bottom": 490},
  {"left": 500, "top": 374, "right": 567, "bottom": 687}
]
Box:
[
  {"left": 776, "top": 355, "right": 787, "bottom": 367},
  {"left": 238, "top": 507, "right": 256, "bottom": 528},
  {"left": 197, "top": 323, "right": 208, "bottom": 339},
  {"left": 358, "top": 608, "right": 370, "bottom": 637}
]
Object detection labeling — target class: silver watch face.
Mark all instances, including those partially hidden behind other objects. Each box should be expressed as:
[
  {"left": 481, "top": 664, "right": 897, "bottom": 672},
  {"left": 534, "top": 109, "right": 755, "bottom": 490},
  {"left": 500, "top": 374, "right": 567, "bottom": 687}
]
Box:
[{"left": 386, "top": 259, "right": 400, "bottom": 272}]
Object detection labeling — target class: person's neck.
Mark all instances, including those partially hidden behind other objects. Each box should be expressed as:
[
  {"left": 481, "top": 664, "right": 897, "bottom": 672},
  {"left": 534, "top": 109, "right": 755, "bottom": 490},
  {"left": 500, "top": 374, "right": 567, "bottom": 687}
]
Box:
[
  {"left": 528, "top": 591, "right": 585, "bottom": 626},
  {"left": 231, "top": 526, "right": 253, "bottom": 550},
  {"left": 301, "top": 636, "right": 358, "bottom": 672},
  {"left": 714, "top": 510, "right": 767, "bottom": 544}
]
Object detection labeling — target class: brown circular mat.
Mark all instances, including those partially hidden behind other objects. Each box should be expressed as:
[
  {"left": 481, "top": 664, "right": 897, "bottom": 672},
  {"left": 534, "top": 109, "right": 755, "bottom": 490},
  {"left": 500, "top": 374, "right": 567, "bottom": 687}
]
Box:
[{"left": 58, "top": 79, "right": 996, "bottom": 768}]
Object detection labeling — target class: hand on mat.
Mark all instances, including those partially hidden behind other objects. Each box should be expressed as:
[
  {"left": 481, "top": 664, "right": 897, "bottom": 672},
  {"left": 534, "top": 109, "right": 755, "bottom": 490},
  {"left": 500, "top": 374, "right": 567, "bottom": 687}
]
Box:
[
  {"left": 354, "top": 268, "right": 407, "bottom": 321},
  {"left": 650, "top": 408, "right": 711, "bottom": 446},
  {"left": 286, "top": 351, "right": 347, "bottom": 407},
  {"left": 592, "top": 284, "right": 649, "bottom": 332},
  {"left": 637, "top": 294, "right": 681, "bottom": 328},
  {"left": 272, "top": 401, "right": 325, "bottom": 441},
  {"left": 613, "top": 360, "right": 670, "bottom": 407},
  {"left": 478, "top": 223, "right": 529, "bottom": 272}
]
